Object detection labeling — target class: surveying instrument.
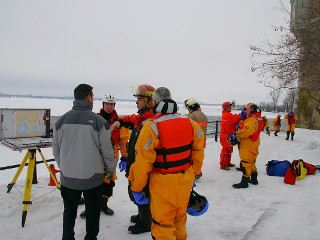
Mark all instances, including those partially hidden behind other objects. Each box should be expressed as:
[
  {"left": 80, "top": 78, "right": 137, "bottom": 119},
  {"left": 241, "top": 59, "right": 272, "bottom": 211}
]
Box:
[{"left": 0, "top": 108, "right": 60, "bottom": 227}]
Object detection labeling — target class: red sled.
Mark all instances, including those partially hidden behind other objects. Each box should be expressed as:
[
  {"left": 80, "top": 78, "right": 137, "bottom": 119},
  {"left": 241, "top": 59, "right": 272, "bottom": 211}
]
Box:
[{"left": 284, "top": 166, "right": 296, "bottom": 185}]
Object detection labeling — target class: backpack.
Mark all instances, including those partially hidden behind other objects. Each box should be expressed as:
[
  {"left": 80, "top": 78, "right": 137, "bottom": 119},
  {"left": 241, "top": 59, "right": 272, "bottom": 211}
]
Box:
[
  {"left": 292, "top": 159, "right": 308, "bottom": 180},
  {"left": 304, "top": 162, "right": 317, "bottom": 175},
  {"left": 266, "top": 160, "right": 291, "bottom": 176},
  {"left": 284, "top": 165, "right": 297, "bottom": 185}
]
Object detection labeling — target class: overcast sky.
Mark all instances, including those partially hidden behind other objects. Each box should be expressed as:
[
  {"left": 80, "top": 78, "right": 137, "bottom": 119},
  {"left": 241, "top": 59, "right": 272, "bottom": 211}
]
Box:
[{"left": 0, "top": 0, "right": 290, "bottom": 105}]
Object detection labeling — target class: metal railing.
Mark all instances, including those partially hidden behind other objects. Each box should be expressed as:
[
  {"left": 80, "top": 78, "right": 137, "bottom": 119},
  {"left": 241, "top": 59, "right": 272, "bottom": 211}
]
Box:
[{"left": 206, "top": 120, "right": 220, "bottom": 142}]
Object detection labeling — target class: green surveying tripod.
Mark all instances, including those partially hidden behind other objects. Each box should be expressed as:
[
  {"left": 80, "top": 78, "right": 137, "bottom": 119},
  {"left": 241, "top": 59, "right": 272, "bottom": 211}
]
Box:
[{"left": 7, "top": 148, "right": 60, "bottom": 227}]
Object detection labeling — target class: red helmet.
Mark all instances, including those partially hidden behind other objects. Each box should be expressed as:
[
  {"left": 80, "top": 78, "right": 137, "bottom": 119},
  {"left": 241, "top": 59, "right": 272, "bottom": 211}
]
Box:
[
  {"left": 277, "top": 115, "right": 281, "bottom": 118},
  {"left": 131, "top": 84, "right": 155, "bottom": 98},
  {"left": 222, "top": 102, "right": 232, "bottom": 110},
  {"left": 289, "top": 110, "right": 294, "bottom": 114}
]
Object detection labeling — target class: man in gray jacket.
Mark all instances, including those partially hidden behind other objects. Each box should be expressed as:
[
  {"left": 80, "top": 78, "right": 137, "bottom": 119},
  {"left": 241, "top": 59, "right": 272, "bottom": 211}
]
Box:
[{"left": 53, "top": 83, "right": 116, "bottom": 240}]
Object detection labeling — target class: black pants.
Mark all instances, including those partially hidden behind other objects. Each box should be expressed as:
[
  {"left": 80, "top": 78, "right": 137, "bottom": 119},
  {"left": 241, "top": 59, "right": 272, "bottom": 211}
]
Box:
[
  {"left": 128, "top": 182, "right": 152, "bottom": 225},
  {"left": 60, "top": 184, "right": 103, "bottom": 240}
]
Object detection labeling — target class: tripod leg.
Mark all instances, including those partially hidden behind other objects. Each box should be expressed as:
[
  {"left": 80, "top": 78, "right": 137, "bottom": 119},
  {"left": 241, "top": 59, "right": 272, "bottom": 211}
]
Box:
[
  {"left": 7, "top": 151, "right": 31, "bottom": 193},
  {"left": 37, "top": 149, "right": 60, "bottom": 189},
  {"left": 21, "top": 149, "right": 36, "bottom": 227}
]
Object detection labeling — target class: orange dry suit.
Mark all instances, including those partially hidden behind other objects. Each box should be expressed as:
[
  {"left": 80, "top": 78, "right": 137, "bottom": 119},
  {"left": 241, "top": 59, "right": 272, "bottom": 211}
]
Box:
[
  {"left": 262, "top": 117, "right": 270, "bottom": 135},
  {"left": 284, "top": 114, "right": 299, "bottom": 132},
  {"left": 236, "top": 112, "right": 263, "bottom": 177},
  {"left": 273, "top": 117, "right": 281, "bottom": 134},
  {"left": 99, "top": 109, "right": 130, "bottom": 198},
  {"left": 130, "top": 99, "right": 204, "bottom": 240},
  {"left": 220, "top": 110, "right": 241, "bottom": 168}
]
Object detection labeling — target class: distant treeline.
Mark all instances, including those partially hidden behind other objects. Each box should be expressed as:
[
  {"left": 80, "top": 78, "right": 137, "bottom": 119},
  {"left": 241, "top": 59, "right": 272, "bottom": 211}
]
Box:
[
  {"left": 0, "top": 93, "right": 221, "bottom": 106},
  {"left": 0, "top": 93, "right": 135, "bottom": 102}
]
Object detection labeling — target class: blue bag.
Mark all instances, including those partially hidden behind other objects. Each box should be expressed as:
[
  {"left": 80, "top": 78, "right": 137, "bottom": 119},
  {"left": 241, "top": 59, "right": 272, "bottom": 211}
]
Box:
[{"left": 266, "top": 160, "right": 291, "bottom": 176}]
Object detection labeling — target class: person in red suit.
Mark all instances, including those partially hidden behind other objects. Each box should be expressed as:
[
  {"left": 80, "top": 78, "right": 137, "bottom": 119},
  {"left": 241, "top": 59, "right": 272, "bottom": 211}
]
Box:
[{"left": 219, "top": 102, "right": 242, "bottom": 170}]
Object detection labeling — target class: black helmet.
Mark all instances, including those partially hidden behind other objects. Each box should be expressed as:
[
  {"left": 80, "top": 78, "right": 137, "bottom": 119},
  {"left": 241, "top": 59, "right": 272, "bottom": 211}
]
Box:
[
  {"left": 227, "top": 133, "right": 240, "bottom": 146},
  {"left": 187, "top": 190, "right": 209, "bottom": 216}
]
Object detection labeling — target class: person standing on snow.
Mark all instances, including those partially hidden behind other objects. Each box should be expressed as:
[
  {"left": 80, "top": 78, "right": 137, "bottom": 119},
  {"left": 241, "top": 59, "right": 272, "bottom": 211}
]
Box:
[
  {"left": 219, "top": 102, "right": 242, "bottom": 170},
  {"left": 262, "top": 116, "right": 270, "bottom": 136},
  {"left": 232, "top": 103, "right": 264, "bottom": 188},
  {"left": 284, "top": 111, "right": 299, "bottom": 140},
  {"left": 79, "top": 94, "right": 130, "bottom": 218},
  {"left": 53, "top": 84, "right": 116, "bottom": 239},
  {"left": 111, "top": 84, "right": 155, "bottom": 234},
  {"left": 129, "top": 87, "right": 204, "bottom": 239},
  {"left": 184, "top": 98, "right": 208, "bottom": 179},
  {"left": 273, "top": 115, "right": 281, "bottom": 136}
]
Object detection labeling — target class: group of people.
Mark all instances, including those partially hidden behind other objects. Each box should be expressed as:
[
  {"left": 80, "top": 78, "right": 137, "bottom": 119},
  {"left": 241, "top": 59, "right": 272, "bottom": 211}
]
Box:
[
  {"left": 52, "top": 83, "right": 299, "bottom": 239},
  {"left": 219, "top": 102, "right": 264, "bottom": 188},
  {"left": 219, "top": 102, "right": 299, "bottom": 189},
  {"left": 53, "top": 83, "right": 206, "bottom": 240},
  {"left": 272, "top": 112, "right": 299, "bottom": 140},
  {"left": 260, "top": 112, "right": 299, "bottom": 141}
]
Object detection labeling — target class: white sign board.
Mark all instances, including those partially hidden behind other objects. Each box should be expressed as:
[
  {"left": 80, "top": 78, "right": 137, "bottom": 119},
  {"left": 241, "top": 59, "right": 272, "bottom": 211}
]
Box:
[{"left": 0, "top": 108, "right": 51, "bottom": 151}]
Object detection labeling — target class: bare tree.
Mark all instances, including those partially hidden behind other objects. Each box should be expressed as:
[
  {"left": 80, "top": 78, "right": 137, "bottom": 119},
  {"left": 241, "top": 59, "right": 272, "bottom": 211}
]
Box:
[
  {"left": 250, "top": 2, "right": 300, "bottom": 90},
  {"left": 282, "top": 89, "right": 296, "bottom": 112},
  {"left": 250, "top": 1, "right": 320, "bottom": 129},
  {"left": 269, "top": 89, "right": 282, "bottom": 112}
]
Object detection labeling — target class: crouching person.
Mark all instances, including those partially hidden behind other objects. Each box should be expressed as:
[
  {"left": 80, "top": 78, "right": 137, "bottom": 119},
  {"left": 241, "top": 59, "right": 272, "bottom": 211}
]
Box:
[{"left": 129, "top": 87, "right": 204, "bottom": 239}]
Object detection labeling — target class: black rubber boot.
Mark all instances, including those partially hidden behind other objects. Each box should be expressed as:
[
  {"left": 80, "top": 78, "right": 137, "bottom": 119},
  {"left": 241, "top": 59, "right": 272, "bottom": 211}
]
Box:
[
  {"left": 128, "top": 220, "right": 151, "bottom": 234},
  {"left": 285, "top": 131, "right": 290, "bottom": 140},
  {"left": 274, "top": 131, "right": 278, "bottom": 136},
  {"left": 101, "top": 198, "right": 114, "bottom": 216},
  {"left": 130, "top": 214, "right": 139, "bottom": 223},
  {"left": 79, "top": 198, "right": 114, "bottom": 219},
  {"left": 291, "top": 132, "right": 295, "bottom": 141},
  {"left": 248, "top": 171, "right": 258, "bottom": 185},
  {"left": 128, "top": 204, "right": 151, "bottom": 234},
  {"left": 232, "top": 176, "right": 249, "bottom": 189}
]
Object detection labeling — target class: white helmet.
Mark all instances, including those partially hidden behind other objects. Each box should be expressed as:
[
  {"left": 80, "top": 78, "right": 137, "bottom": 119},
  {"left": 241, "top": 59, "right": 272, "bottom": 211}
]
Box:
[
  {"left": 184, "top": 98, "right": 198, "bottom": 108},
  {"left": 102, "top": 94, "right": 116, "bottom": 104}
]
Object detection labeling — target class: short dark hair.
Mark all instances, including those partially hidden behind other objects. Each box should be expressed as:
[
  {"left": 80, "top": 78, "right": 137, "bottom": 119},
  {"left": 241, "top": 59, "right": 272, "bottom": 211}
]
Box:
[
  {"left": 250, "top": 104, "right": 258, "bottom": 113},
  {"left": 74, "top": 84, "right": 93, "bottom": 100}
]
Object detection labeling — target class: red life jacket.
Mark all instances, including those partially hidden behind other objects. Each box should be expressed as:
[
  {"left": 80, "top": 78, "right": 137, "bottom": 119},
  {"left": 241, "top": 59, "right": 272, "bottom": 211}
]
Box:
[
  {"left": 248, "top": 112, "right": 264, "bottom": 141},
  {"left": 99, "top": 109, "right": 120, "bottom": 145},
  {"left": 288, "top": 116, "right": 296, "bottom": 124},
  {"left": 151, "top": 114, "right": 194, "bottom": 174}
]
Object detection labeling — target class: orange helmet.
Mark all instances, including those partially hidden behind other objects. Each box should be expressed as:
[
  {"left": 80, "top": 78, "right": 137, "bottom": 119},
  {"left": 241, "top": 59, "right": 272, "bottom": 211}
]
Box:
[
  {"left": 222, "top": 102, "right": 232, "bottom": 110},
  {"left": 131, "top": 84, "right": 155, "bottom": 98}
]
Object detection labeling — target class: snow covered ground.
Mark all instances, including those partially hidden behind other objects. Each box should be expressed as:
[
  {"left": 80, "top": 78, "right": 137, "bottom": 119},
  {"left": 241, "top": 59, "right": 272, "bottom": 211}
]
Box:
[{"left": 1, "top": 97, "right": 320, "bottom": 240}]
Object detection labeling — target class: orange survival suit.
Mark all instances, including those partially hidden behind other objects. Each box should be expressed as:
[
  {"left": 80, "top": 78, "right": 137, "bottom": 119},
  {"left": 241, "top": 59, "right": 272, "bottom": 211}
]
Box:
[
  {"left": 236, "top": 112, "right": 263, "bottom": 177},
  {"left": 130, "top": 99, "right": 204, "bottom": 240},
  {"left": 220, "top": 110, "right": 241, "bottom": 168}
]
